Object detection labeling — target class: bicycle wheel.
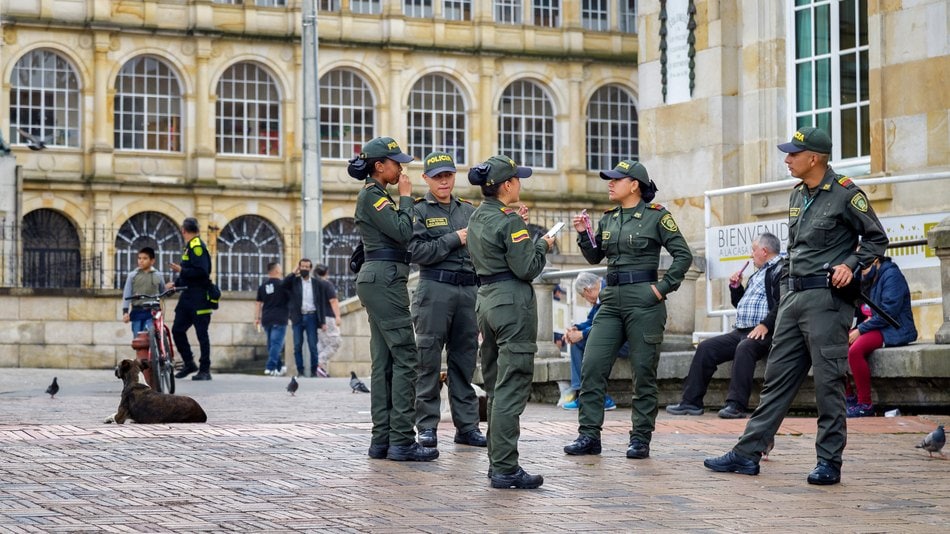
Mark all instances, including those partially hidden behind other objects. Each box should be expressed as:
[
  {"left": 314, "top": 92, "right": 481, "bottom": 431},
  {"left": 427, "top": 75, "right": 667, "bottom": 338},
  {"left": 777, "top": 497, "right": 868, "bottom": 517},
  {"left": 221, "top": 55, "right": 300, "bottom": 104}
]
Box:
[
  {"left": 148, "top": 326, "right": 174, "bottom": 394},
  {"left": 161, "top": 328, "right": 176, "bottom": 394},
  {"left": 147, "top": 323, "right": 162, "bottom": 391}
]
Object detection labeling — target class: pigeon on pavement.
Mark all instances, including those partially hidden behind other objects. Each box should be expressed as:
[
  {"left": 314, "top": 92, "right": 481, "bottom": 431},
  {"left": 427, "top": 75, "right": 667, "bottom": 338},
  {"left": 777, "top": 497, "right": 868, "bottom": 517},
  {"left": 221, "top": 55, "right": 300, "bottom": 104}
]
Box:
[
  {"left": 287, "top": 376, "right": 299, "bottom": 396},
  {"left": 45, "top": 377, "right": 59, "bottom": 399},
  {"left": 916, "top": 424, "right": 946, "bottom": 458},
  {"left": 350, "top": 371, "right": 370, "bottom": 394}
]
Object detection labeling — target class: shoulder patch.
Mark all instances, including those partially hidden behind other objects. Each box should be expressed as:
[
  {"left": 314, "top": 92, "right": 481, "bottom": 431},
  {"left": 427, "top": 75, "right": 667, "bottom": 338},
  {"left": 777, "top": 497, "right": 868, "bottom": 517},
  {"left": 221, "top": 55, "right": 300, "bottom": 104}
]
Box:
[
  {"left": 189, "top": 237, "right": 202, "bottom": 247},
  {"left": 604, "top": 206, "right": 619, "bottom": 214},
  {"left": 458, "top": 197, "right": 473, "bottom": 205},
  {"left": 850, "top": 192, "right": 869, "bottom": 213},
  {"left": 510, "top": 229, "right": 529, "bottom": 243},
  {"left": 500, "top": 207, "right": 515, "bottom": 215},
  {"left": 660, "top": 213, "right": 679, "bottom": 232},
  {"left": 193, "top": 246, "right": 204, "bottom": 257},
  {"left": 414, "top": 196, "right": 426, "bottom": 204},
  {"left": 837, "top": 176, "right": 854, "bottom": 188},
  {"left": 373, "top": 197, "right": 393, "bottom": 211},
  {"left": 647, "top": 203, "right": 665, "bottom": 210}
]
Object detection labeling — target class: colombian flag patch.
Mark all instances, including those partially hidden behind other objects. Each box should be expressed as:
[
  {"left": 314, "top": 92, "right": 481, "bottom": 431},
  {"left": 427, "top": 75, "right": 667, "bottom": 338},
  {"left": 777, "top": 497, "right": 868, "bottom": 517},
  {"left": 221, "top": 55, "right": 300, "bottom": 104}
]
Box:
[
  {"left": 510, "top": 229, "right": 529, "bottom": 243},
  {"left": 837, "top": 176, "right": 853, "bottom": 187},
  {"left": 373, "top": 197, "right": 392, "bottom": 211}
]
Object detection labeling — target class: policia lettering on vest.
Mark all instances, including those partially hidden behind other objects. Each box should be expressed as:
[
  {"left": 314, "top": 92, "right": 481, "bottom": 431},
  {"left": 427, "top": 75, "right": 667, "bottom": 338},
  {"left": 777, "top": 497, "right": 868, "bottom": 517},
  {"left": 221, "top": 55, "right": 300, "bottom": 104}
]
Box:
[
  {"left": 466, "top": 154, "right": 555, "bottom": 490},
  {"left": 563, "top": 159, "right": 693, "bottom": 460},
  {"left": 348, "top": 136, "right": 439, "bottom": 463}
]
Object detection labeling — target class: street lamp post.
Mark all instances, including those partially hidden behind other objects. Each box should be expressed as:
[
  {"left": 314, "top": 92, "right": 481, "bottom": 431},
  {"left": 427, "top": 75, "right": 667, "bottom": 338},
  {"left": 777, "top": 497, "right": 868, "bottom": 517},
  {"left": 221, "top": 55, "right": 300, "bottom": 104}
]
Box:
[{"left": 301, "top": 0, "right": 323, "bottom": 263}]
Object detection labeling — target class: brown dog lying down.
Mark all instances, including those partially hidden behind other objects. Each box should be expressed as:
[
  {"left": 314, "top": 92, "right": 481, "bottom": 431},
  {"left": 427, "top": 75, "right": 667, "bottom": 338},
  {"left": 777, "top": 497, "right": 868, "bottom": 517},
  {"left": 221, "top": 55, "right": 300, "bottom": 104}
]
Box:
[{"left": 105, "top": 359, "right": 207, "bottom": 424}]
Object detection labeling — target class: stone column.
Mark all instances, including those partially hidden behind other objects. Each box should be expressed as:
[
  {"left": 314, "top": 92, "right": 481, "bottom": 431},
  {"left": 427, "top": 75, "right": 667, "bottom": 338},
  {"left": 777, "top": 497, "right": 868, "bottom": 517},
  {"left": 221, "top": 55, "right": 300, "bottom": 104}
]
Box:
[
  {"left": 928, "top": 216, "right": 950, "bottom": 344},
  {"left": 533, "top": 275, "right": 562, "bottom": 360},
  {"left": 91, "top": 32, "right": 114, "bottom": 179}
]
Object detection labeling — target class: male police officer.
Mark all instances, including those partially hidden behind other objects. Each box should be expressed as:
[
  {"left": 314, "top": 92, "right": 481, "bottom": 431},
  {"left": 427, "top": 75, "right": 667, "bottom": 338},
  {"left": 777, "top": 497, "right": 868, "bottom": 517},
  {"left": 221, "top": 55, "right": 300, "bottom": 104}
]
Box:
[
  {"left": 410, "top": 152, "right": 486, "bottom": 449},
  {"left": 704, "top": 127, "right": 888, "bottom": 485},
  {"left": 169, "top": 217, "right": 215, "bottom": 381}
]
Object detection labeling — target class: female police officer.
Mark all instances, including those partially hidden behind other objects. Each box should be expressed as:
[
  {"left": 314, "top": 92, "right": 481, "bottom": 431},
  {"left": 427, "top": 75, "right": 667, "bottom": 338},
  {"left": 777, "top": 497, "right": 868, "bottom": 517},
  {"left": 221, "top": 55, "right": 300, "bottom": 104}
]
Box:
[
  {"left": 466, "top": 155, "right": 554, "bottom": 489},
  {"left": 349, "top": 136, "right": 438, "bottom": 462},
  {"left": 563, "top": 159, "right": 692, "bottom": 459}
]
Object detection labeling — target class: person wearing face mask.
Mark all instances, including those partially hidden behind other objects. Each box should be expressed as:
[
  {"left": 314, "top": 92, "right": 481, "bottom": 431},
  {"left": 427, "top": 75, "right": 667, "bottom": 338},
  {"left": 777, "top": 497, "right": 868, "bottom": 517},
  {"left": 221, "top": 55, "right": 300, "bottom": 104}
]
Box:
[
  {"left": 466, "top": 154, "right": 554, "bottom": 489},
  {"left": 845, "top": 256, "right": 917, "bottom": 417},
  {"left": 284, "top": 258, "right": 326, "bottom": 378},
  {"left": 563, "top": 159, "right": 693, "bottom": 461},
  {"left": 349, "top": 136, "right": 438, "bottom": 463},
  {"left": 409, "top": 151, "right": 486, "bottom": 450}
]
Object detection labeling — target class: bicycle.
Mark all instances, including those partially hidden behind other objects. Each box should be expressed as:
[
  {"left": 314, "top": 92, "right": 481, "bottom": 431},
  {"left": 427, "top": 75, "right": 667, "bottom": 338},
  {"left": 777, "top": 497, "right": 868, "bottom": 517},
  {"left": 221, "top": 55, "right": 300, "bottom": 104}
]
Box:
[{"left": 126, "top": 287, "right": 183, "bottom": 394}]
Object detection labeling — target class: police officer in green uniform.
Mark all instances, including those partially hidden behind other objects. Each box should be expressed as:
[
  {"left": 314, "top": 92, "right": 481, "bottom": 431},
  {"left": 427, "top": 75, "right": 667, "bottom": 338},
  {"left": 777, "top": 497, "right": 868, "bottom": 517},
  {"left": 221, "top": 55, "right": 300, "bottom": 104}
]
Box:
[
  {"left": 563, "top": 159, "right": 693, "bottom": 458},
  {"left": 348, "top": 136, "right": 438, "bottom": 463},
  {"left": 704, "top": 127, "right": 888, "bottom": 485},
  {"left": 410, "top": 151, "right": 487, "bottom": 449},
  {"left": 466, "top": 155, "right": 554, "bottom": 489},
  {"left": 170, "top": 217, "right": 215, "bottom": 381}
]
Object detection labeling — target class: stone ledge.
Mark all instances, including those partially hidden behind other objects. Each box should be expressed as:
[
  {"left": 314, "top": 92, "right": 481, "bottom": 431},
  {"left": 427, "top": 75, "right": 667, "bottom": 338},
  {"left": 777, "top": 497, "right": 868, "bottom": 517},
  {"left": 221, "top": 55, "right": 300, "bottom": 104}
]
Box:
[{"left": 524, "top": 344, "right": 950, "bottom": 411}]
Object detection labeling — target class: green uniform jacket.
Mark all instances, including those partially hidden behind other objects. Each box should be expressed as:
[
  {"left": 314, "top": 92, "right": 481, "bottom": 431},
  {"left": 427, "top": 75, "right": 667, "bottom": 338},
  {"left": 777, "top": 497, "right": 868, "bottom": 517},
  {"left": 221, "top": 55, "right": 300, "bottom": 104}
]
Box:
[
  {"left": 467, "top": 199, "right": 548, "bottom": 281},
  {"left": 578, "top": 201, "right": 692, "bottom": 296},
  {"left": 409, "top": 193, "right": 476, "bottom": 273},
  {"left": 785, "top": 167, "right": 889, "bottom": 279},
  {"left": 354, "top": 179, "right": 414, "bottom": 253}
]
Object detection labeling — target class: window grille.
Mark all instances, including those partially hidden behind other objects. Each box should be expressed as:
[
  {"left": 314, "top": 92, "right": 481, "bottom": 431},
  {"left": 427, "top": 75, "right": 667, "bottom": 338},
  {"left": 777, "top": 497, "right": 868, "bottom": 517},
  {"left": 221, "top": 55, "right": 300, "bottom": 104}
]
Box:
[
  {"left": 494, "top": 0, "right": 522, "bottom": 24},
  {"left": 351, "top": 0, "right": 381, "bottom": 14},
  {"left": 444, "top": 0, "right": 472, "bottom": 20},
  {"left": 404, "top": 0, "right": 432, "bottom": 17},
  {"left": 217, "top": 215, "right": 284, "bottom": 291},
  {"left": 21, "top": 209, "right": 81, "bottom": 288},
  {"left": 319, "top": 69, "right": 376, "bottom": 159},
  {"left": 586, "top": 84, "right": 639, "bottom": 170},
  {"left": 532, "top": 0, "right": 559, "bottom": 27},
  {"left": 114, "top": 56, "right": 183, "bottom": 152},
  {"left": 498, "top": 80, "right": 555, "bottom": 169},
  {"left": 619, "top": 0, "right": 637, "bottom": 33},
  {"left": 216, "top": 62, "right": 282, "bottom": 156},
  {"left": 407, "top": 74, "right": 467, "bottom": 165},
  {"left": 9, "top": 49, "right": 81, "bottom": 148},
  {"left": 322, "top": 218, "right": 361, "bottom": 300},
  {"left": 318, "top": 0, "right": 339, "bottom": 10},
  {"left": 114, "top": 212, "right": 184, "bottom": 289},
  {"left": 581, "top": 0, "right": 609, "bottom": 31}
]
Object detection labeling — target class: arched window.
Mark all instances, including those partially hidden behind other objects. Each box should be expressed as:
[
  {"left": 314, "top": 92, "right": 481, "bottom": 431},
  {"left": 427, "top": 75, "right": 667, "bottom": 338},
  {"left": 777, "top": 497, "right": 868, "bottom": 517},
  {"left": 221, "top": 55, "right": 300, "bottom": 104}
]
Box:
[
  {"left": 114, "top": 55, "right": 183, "bottom": 152},
  {"left": 114, "top": 212, "right": 184, "bottom": 289},
  {"left": 322, "top": 217, "right": 361, "bottom": 300},
  {"left": 498, "top": 80, "right": 555, "bottom": 169},
  {"left": 586, "top": 84, "right": 639, "bottom": 170},
  {"left": 319, "top": 69, "right": 375, "bottom": 159},
  {"left": 9, "top": 49, "right": 81, "bottom": 148},
  {"left": 21, "top": 209, "right": 80, "bottom": 288},
  {"left": 217, "top": 215, "right": 284, "bottom": 291},
  {"left": 407, "top": 74, "right": 467, "bottom": 164},
  {"left": 216, "top": 62, "right": 282, "bottom": 156}
]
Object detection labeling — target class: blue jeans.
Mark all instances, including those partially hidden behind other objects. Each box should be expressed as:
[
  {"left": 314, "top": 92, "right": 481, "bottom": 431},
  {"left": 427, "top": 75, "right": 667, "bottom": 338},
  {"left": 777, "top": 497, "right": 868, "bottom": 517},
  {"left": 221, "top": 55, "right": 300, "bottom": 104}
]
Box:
[
  {"left": 292, "top": 314, "right": 319, "bottom": 375},
  {"left": 264, "top": 324, "right": 287, "bottom": 372},
  {"left": 129, "top": 308, "right": 152, "bottom": 337}
]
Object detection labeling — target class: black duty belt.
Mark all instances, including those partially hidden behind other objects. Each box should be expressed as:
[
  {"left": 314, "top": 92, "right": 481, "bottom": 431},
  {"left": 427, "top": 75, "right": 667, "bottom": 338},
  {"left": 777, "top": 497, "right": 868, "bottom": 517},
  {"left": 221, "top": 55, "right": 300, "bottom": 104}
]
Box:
[
  {"left": 605, "top": 270, "right": 658, "bottom": 286},
  {"left": 788, "top": 274, "right": 829, "bottom": 292},
  {"left": 364, "top": 248, "right": 412, "bottom": 264},
  {"left": 419, "top": 269, "right": 478, "bottom": 286},
  {"left": 477, "top": 271, "right": 517, "bottom": 285}
]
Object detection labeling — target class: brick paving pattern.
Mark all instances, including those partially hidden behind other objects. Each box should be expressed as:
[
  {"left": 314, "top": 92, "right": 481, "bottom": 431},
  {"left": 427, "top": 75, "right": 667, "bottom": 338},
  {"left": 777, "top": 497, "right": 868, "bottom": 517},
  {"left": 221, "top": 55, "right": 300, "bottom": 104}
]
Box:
[{"left": 1, "top": 369, "right": 947, "bottom": 532}]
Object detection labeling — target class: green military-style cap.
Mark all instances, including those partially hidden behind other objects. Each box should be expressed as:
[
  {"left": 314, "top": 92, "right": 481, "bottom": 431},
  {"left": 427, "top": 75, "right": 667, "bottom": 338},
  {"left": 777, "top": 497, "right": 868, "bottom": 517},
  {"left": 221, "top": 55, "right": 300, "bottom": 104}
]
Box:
[
  {"left": 359, "top": 136, "right": 414, "bottom": 163},
  {"left": 777, "top": 126, "right": 832, "bottom": 154},
  {"left": 423, "top": 151, "right": 457, "bottom": 176},
  {"left": 600, "top": 159, "right": 651, "bottom": 186},
  {"left": 468, "top": 154, "right": 532, "bottom": 187}
]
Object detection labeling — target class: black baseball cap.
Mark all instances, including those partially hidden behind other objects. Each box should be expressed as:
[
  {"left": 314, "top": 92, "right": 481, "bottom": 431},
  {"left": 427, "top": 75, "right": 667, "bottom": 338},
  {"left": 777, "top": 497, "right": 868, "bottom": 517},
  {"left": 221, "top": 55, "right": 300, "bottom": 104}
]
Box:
[{"left": 777, "top": 127, "right": 832, "bottom": 154}]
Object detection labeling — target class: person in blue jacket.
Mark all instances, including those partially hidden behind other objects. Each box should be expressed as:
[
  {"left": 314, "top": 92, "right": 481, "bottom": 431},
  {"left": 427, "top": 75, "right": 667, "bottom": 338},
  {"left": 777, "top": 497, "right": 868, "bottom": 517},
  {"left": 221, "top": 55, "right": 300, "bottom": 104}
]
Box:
[
  {"left": 560, "top": 271, "right": 626, "bottom": 411},
  {"left": 846, "top": 256, "right": 917, "bottom": 417}
]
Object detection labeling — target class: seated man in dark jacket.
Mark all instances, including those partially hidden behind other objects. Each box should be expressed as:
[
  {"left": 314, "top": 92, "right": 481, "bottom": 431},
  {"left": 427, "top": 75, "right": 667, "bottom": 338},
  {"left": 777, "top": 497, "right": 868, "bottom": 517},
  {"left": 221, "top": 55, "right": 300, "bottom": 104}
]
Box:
[{"left": 667, "top": 233, "right": 782, "bottom": 418}]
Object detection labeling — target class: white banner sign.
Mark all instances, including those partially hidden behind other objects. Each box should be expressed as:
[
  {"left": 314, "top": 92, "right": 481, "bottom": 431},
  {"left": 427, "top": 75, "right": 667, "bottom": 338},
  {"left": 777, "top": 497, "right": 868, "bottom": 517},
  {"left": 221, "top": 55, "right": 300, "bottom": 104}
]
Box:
[
  {"left": 706, "top": 213, "right": 947, "bottom": 279},
  {"left": 665, "top": 0, "right": 691, "bottom": 105}
]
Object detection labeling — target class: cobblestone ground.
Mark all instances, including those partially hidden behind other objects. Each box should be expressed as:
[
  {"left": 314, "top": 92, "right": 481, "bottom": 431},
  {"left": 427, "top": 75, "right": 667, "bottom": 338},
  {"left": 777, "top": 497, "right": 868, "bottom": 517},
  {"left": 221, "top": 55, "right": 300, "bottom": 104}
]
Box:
[{"left": 1, "top": 368, "right": 948, "bottom": 533}]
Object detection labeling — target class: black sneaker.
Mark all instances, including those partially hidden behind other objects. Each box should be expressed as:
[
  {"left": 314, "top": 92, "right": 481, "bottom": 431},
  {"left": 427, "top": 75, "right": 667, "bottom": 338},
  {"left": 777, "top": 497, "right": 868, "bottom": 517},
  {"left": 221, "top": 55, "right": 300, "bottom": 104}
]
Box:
[
  {"left": 454, "top": 429, "right": 487, "bottom": 447},
  {"left": 806, "top": 460, "right": 841, "bottom": 485},
  {"left": 174, "top": 362, "right": 198, "bottom": 379},
  {"left": 665, "top": 403, "right": 704, "bottom": 416},
  {"left": 626, "top": 438, "right": 650, "bottom": 459},
  {"left": 387, "top": 442, "right": 439, "bottom": 462},
  {"left": 418, "top": 428, "right": 438, "bottom": 448},
  {"left": 703, "top": 450, "right": 760, "bottom": 475},
  {"left": 717, "top": 403, "right": 749, "bottom": 419},
  {"left": 191, "top": 371, "right": 212, "bottom": 381},
  {"left": 367, "top": 443, "right": 389, "bottom": 459},
  {"left": 490, "top": 467, "right": 543, "bottom": 489},
  {"left": 563, "top": 435, "right": 602, "bottom": 455}
]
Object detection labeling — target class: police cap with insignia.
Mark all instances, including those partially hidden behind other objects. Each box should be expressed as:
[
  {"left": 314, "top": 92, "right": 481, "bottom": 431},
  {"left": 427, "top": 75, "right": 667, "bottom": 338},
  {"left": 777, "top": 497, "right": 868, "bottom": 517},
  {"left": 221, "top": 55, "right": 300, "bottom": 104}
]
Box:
[
  {"left": 777, "top": 126, "right": 832, "bottom": 154},
  {"left": 468, "top": 154, "right": 532, "bottom": 187},
  {"left": 359, "top": 136, "right": 414, "bottom": 163},
  {"left": 599, "top": 159, "right": 658, "bottom": 202},
  {"left": 423, "top": 151, "right": 457, "bottom": 177}
]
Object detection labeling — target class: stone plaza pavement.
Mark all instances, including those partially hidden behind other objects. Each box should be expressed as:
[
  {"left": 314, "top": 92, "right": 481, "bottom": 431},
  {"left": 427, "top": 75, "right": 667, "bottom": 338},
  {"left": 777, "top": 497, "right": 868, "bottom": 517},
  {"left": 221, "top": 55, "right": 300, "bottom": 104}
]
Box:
[{"left": 0, "top": 368, "right": 947, "bottom": 533}]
